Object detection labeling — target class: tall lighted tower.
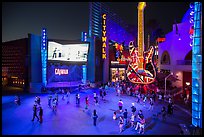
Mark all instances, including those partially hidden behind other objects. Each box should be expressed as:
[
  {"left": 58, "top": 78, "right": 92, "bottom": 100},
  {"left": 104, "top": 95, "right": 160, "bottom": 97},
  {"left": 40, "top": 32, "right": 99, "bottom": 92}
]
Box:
[
  {"left": 192, "top": 2, "right": 202, "bottom": 128},
  {"left": 41, "top": 28, "right": 47, "bottom": 87}
]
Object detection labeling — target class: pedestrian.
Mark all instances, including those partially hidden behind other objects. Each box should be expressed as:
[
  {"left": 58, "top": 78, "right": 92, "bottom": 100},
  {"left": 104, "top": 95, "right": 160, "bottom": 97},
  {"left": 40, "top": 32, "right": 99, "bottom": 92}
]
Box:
[
  {"left": 161, "top": 106, "right": 166, "bottom": 121},
  {"left": 123, "top": 109, "right": 128, "bottom": 128},
  {"left": 93, "top": 91, "right": 97, "bottom": 103},
  {"left": 113, "top": 111, "right": 117, "bottom": 120},
  {"left": 99, "top": 87, "right": 104, "bottom": 100},
  {"left": 92, "top": 109, "right": 98, "bottom": 126},
  {"left": 95, "top": 94, "right": 99, "bottom": 105},
  {"left": 48, "top": 94, "right": 52, "bottom": 108},
  {"left": 170, "top": 101, "right": 174, "bottom": 115},
  {"left": 52, "top": 98, "right": 57, "bottom": 112},
  {"left": 135, "top": 110, "right": 143, "bottom": 131},
  {"left": 158, "top": 93, "right": 162, "bottom": 103},
  {"left": 85, "top": 96, "right": 89, "bottom": 109},
  {"left": 118, "top": 99, "right": 123, "bottom": 113},
  {"left": 14, "top": 95, "right": 21, "bottom": 105},
  {"left": 37, "top": 96, "right": 41, "bottom": 105},
  {"left": 130, "top": 113, "right": 135, "bottom": 128},
  {"left": 61, "top": 88, "right": 65, "bottom": 100},
  {"left": 32, "top": 104, "right": 39, "bottom": 122},
  {"left": 118, "top": 116, "right": 124, "bottom": 133},
  {"left": 143, "top": 95, "right": 147, "bottom": 106},
  {"left": 39, "top": 106, "right": 43, "bottom": 123},
  {"left": 137, "top": 93, "right": 141, "bottom": 103},
  {"left": 66, "top": 90, "right": 70, "bottom": 104},
  {"left": 77, "top": 93, "right": 80, "bottom": 105},
  {"left": 167, "top": 103, "right": 172, "bottom": 116},
  {"left": 148, "top": 98, "right": 154, "bottom": 111},
  {"left": 55, "top": 92, "right": 58, "bottom": 105},
  {"left": 103, "top": 89, "right": 107, "bottom": 100},
  {"left": 131, "top": 103, "right": 136, "bottom": 115},
  {"left": 138, "top": 115, "right": 145, "bottom": 134},
  {"left": 76, "top": 93, "right": 79, "bottom": 104}
]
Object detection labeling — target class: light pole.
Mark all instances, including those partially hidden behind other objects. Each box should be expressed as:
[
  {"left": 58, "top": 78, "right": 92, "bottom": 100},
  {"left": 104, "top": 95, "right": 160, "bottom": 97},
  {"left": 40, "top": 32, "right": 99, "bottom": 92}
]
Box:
[{"left": 165, "top": 72, "right": 173, "bottom": 95}]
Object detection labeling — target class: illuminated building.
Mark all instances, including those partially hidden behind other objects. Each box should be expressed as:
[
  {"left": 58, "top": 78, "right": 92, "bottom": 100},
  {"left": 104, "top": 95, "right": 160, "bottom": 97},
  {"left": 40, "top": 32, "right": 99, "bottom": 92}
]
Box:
[
  {"left": 88, "top": 2, "right": 136, "bottom": 83},
  {"left": 2, "top": 34, "right": 89, "bottom": 93},
  {"left": 2, "top": 38, "right": 29, "bottom": 90},
  {"left": 158, "top": 8, "right": 194, "bottom": 91}
]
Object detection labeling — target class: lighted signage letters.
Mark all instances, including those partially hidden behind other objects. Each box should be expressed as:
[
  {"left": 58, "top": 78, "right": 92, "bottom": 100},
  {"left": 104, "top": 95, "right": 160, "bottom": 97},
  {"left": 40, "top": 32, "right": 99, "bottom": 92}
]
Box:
[
  {"left": 102, "top": 13, "right": 107, "bottom": 59},
  {"left": 55, "top": 68, "right": 68, "bottom": 75}
]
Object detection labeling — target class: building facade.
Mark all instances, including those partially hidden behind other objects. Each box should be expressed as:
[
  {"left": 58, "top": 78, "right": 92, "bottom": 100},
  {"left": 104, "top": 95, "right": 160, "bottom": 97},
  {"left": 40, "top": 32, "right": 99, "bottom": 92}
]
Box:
[{"left": 158, "top": 8, "right": 193, "bottom": 91}]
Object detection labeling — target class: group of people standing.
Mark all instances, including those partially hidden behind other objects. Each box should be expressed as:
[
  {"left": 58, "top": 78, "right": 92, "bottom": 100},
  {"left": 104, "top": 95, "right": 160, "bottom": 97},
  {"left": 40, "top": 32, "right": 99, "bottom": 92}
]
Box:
[{"left": 114, "top": 100, "right": 146, "bottom": 134}]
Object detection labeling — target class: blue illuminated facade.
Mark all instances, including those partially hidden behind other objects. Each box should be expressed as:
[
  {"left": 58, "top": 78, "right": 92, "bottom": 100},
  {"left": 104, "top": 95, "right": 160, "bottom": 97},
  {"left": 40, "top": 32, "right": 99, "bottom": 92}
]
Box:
[
  {"left": 192, "top": 2, "right": 202, "bottom": 128},
  {"left": 82, "top": 65, "right": 87, "bottom": 84},
  {"left": 41, "top": 28, "right": 47, "bottom": 87},
  {"left": 88, "top": 2, "right": 136, "bottom": 83}
]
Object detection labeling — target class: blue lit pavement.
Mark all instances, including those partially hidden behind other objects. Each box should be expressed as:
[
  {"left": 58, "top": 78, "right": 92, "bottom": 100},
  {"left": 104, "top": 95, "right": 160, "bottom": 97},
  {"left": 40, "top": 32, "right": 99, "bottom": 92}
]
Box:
[{"left": 2, "top": 87, "right": 192, "bottom": 135}]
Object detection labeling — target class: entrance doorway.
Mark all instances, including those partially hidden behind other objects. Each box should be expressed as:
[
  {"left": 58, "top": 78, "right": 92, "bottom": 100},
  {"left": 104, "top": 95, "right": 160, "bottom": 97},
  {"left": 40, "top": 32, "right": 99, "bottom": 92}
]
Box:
[{"left": 110, "top": 68, "right": 126, "bottom": 82}]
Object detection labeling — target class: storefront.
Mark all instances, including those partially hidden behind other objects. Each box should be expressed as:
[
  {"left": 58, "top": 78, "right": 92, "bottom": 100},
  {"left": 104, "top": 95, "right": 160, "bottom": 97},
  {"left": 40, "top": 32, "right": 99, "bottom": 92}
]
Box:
[{"left": 109, "top": 41, "right": 130, "bottom": 82}]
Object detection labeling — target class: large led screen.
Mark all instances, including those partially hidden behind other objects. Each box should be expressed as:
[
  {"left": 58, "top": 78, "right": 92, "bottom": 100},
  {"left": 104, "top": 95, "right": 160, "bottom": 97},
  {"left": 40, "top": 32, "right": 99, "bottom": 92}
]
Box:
[
  {"left": 47, "top": 64, "right": 82, "bottom": 83},
  {"left": 48, "top": 41, "right": 89, "bottom": 62}
]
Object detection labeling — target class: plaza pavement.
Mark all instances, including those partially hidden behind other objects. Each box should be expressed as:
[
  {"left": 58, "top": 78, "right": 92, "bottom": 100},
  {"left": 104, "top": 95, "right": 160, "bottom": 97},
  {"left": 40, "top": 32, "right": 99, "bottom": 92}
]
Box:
[{"left": 2, "top": 87, "right": 193, "bottom": 135}]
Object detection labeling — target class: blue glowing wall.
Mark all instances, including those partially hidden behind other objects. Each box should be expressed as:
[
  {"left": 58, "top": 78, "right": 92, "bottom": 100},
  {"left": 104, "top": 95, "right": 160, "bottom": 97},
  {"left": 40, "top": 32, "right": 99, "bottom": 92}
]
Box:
[
  {"left": 41, "top": 28, "right": 47, "bottom": 87},
  {"left": 192, "top": 2, "right": 202, "bottom": 128},
  {"left": 47, "top": 64, "right": 83, "bottom": 83},
  {"left": 28, "top": 34, "right": 42, "bottom": 93},
  {"left": 82, "top": 65, "right": 87, "bottom": 84}
]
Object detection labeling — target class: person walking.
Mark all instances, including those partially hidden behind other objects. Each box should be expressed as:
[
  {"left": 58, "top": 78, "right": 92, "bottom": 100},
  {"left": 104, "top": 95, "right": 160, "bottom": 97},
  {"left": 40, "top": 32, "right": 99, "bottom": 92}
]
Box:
[
  {"left": 167, "top": 103, "right": 172, "bottom": 116},
  {"left": 118, "top": 116, "right": 124, "bottom": 133},
  {"left": 61, "top": 88, "right": 65, "bottom": 100},
  {"left": 85, "top": 96, "right": 89, "bottom": 110},
  {"left": 138, "top": 115, "right": 145, "bottom": 134},
  {"left": 48, "top": 94, "right": 52, "bottom": 108},
  {"left": 66, "top": 90, "right": 70, "bottom": 104},
  {"left": 113, "top": 111, "right": 117, "bottom": 120},
  {"left": 131, "top": 103, "right": 136, "bottom": 115},
  {"left": 76, "top": 93, "right": 79, "bottom": 105},
  {"left": 99, "top": 87, "right": 104, "bottom": 100},
  {"left": 14, "top": 95, "right": 21, "bottom": 106},
  {"left": 130, "top": 113, "right": 135, "bottom": 128},
  {"left": 103, "top": 88, "right": 107, "bottom": 101},
  {"left": 118, "top": 99, "right": 123, "bottom": 113},
  {"left": 123, "top": 109, "right": 128, "bottom": 128},
  {"left": 143, "top": 95, "right": 147, "bottom": 106},
  {"left": 39, "top": 106, "right": 43, "bottom": 123},
  {"left": 92, "top": 109, "right": 98, "bottom": 126},
  {"left": 55, "top": 92, "right": 58, "bottom": 105},
  {"left": 32, "top": 104, "right": 39, "bottom": 122},
  {"left": 148, "top": 98, "right": 154, "bottom": 111},
  {"left": 135, "top": 110, "right": 143, "bottom": 131},
  {"left": 161, "top": 106, "right": 167, "bottom": 121},
  {"left": 52, "top": 98, "right": 57, "bottom": 112}
]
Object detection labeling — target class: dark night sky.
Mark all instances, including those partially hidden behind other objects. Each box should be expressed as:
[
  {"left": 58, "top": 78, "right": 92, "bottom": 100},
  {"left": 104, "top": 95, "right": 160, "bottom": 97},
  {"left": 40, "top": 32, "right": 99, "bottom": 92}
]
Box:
[{"left": 2, "top": 2, "right": 191, "bottom": 43}]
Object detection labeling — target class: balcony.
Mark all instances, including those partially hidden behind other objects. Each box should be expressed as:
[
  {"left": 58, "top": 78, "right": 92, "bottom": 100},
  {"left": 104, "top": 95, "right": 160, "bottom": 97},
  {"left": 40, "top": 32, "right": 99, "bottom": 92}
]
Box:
[{"left": 176, "top": 60, "right": 192, "bottom": 65}]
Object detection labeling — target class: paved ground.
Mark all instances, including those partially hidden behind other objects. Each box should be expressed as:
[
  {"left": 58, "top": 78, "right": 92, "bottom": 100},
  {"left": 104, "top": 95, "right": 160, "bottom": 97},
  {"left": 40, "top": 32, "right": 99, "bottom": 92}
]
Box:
[{"left": 2, "top": 87, "right": 193, "bottom": 135}]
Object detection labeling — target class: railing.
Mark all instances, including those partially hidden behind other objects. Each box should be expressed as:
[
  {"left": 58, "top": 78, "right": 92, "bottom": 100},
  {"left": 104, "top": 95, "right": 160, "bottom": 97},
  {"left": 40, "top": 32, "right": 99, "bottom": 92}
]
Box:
[{"left": 176, "top": 60, "right": 192, "bottom": 65}]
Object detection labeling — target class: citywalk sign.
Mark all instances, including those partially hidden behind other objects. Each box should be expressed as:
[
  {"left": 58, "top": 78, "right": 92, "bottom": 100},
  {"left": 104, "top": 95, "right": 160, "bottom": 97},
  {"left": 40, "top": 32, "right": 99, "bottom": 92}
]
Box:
[{"left": 102, "top": 13, "right": 107, "bottom": 59}]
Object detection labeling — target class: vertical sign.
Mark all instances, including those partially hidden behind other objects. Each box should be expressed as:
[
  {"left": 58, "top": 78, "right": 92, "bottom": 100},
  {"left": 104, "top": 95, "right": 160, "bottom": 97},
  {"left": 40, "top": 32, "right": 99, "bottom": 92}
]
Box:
[
  {"left": 81, "top": 32, "right": 87, "bottom": 42},
  {"left": 102, "top": 13, "right": 107, "bottom": 59},
  {"left": 41, "top": 28, "right": 47, "bottom": 87}
]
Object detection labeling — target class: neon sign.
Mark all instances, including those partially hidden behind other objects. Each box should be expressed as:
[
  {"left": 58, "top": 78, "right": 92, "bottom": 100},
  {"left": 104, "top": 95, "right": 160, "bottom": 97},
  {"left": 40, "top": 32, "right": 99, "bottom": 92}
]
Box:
[
  {"left": 102, "top": 13, "right": 107, "bottom": 59},
  {"left": 55, "top": 69, "right": 68, "bottom": 75}
]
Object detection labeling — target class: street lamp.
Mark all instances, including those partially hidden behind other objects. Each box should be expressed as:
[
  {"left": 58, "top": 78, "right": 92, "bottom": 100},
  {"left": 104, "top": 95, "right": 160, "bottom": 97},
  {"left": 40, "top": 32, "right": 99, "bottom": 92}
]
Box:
[{"left": 165, "top": 72, "right": 173, "bottom": 95}]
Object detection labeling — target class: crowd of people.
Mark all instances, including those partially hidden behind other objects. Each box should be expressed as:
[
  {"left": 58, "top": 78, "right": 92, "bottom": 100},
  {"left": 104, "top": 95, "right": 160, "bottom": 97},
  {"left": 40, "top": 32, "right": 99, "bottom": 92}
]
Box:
[{"left": 13, "top": 80, "right": 178, "bottom": 134}]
